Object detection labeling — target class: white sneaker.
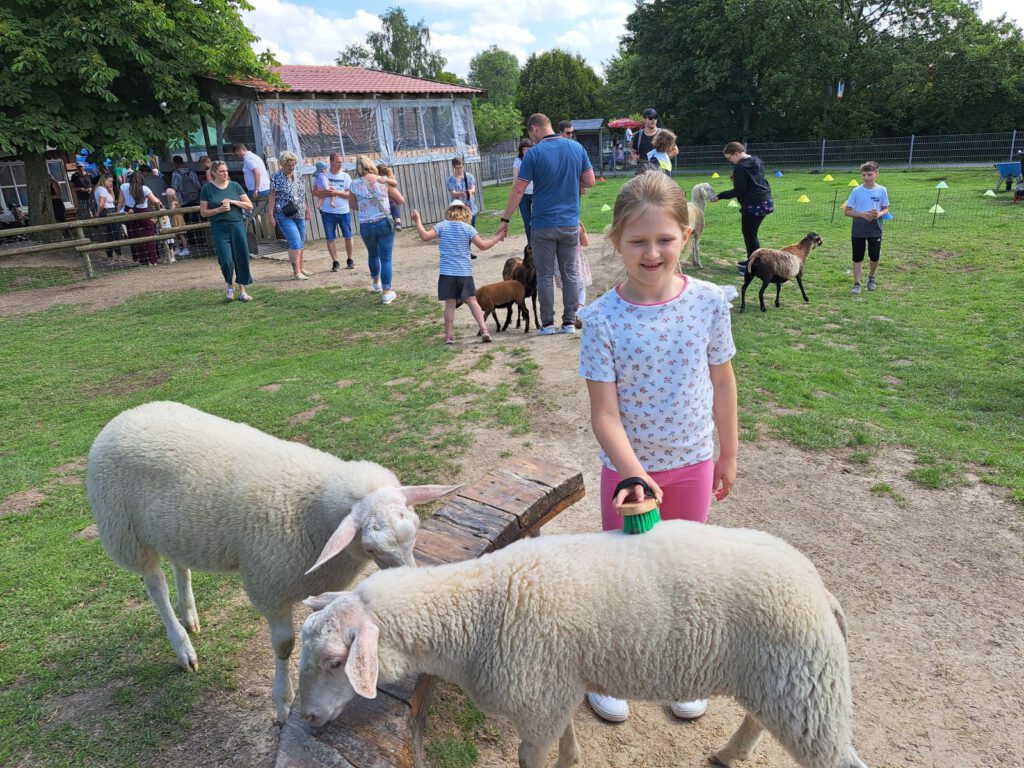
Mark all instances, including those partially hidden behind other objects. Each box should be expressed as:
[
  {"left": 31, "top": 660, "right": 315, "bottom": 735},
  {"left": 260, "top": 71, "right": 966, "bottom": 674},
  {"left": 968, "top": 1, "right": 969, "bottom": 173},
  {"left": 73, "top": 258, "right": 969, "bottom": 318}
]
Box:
[
  {"left": 537, "top": 325, "right": 557, "bottom": 336},
  {"left": 381, "top": 290, "right": 397, "bottom": 305},
  {"left": 558, "top": 324, "right": 576, "bottom": 335},
  {"left": 369, "top": 282, "right": 383, "bottom": 293},
  {"left": 670, "top": 699, "right": 708, "bottom": 719},
  {"left": 588, "top": 693, "right": 629, "bottom": 723},
  {"left": 178, "top": 247, "right": 190, "bottom": 257}
]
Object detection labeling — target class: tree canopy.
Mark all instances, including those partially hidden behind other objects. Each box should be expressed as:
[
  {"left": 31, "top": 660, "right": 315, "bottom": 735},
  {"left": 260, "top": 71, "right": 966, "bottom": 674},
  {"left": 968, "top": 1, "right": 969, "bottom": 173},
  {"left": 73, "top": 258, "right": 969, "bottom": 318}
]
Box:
[
  {"left": 0, "top": 0, "right": 269, "bottom": 223},
  {"left": 516, "top": 50, "right": 602, "bottom": 125},
  {"left": 472, "top": 102, "right": 524, "bottom": 149},
  {"left": 468, "top": 46, "right": 520, "bottom": 106},
  {"left": 610, "top": 0, "right": 1024, "bottom": 143},
  {"left": 334, "top": 6, "right": 446, "bottom": 79}
]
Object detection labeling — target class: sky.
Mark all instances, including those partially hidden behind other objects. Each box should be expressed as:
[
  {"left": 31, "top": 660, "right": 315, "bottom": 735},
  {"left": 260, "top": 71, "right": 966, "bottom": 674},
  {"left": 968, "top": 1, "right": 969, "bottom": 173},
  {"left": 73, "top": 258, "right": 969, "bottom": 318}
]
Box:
[{"left": 244, "top": 0, "right": 1024, "bottom": 81}]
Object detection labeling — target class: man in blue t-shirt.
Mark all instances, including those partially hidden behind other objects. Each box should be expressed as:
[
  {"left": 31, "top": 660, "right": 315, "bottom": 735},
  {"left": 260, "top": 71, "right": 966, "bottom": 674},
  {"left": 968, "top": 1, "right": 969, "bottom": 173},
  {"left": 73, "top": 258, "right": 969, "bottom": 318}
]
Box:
[{"left": 498, "top": 113, "right": 595, "bottom": 333}]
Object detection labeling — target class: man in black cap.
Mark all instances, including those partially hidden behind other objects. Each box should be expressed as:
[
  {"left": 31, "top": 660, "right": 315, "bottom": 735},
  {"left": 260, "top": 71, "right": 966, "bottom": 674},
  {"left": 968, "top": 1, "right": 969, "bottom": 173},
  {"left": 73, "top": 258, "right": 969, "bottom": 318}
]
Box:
[{"left": 630, "top": 108, "right": 677, "bottom": 175}]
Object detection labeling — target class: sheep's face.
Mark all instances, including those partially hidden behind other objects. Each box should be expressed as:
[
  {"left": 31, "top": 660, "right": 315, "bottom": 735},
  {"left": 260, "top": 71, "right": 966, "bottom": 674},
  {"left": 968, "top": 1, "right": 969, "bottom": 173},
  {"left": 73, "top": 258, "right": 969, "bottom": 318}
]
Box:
[
  {"left": 352, "top": 487, "right": 421, "bottom": 569},
  {"left": 806, "top": 232, "right": 823, "bottom": 248},
  {"left": 298, "top": 593, "right": 378, "bottom": 726}
]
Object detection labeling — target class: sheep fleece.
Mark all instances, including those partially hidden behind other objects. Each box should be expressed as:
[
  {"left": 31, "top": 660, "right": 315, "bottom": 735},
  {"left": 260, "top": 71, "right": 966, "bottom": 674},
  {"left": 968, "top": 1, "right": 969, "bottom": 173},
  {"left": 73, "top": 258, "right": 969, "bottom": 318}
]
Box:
[
  {"left": 87, "top": 400, "right": 400, "bottom": 609},
  {"left": 350, "top": 521, "right": 855, "bottom": 759}
]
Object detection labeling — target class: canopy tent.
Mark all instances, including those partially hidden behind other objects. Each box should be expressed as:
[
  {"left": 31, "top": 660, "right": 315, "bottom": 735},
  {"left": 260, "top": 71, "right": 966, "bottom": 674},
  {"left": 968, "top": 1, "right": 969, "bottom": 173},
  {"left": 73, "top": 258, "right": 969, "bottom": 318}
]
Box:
[{"left": 608, "top": 118, "right": 643, "bottom": 130}]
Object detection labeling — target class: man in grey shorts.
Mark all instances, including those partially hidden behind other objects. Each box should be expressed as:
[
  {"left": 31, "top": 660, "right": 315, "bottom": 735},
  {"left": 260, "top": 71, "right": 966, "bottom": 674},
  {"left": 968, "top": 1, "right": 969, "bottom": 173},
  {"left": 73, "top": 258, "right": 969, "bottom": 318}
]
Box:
[{"left": 497, "top": 113, "right": 595, "bottom": 334}]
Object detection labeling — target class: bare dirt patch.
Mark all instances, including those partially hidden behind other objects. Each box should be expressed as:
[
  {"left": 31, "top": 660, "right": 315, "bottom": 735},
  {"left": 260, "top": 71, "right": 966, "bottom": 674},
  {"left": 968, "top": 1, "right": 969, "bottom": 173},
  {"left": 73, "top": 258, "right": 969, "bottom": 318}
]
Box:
[
  {"left": 1, "top": 488, "right": 46, "bottom": 517},
  {"left": 5, "top": 231, "right": 1022, "bottom": 767}
]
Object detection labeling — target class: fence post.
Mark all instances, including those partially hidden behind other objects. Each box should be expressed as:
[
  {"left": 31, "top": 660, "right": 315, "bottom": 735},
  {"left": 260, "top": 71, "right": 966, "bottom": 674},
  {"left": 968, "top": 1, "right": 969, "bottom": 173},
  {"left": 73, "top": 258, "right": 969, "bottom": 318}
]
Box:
[
  {"left": 830, "top": 190, "right": 839, "bottom": 223},
  {"left": 1010, "top": 129, "right": 1017, "bottom": 162},
  {"left": 908, "top": 135, "right": 915, "bottom": 170},
  {"left": 76, "top": 223, "right": 94, "bottom": 278},
  {"left": 819, "top": 138, "right": 826, "bottom": 173}
]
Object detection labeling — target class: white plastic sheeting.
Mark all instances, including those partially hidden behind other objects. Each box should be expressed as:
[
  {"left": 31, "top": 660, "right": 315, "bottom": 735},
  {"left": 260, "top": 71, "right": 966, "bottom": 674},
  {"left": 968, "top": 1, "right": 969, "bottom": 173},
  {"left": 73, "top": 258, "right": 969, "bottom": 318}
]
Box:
[{"left": 256, "top": 98, "right": 478, "bottom": 166}]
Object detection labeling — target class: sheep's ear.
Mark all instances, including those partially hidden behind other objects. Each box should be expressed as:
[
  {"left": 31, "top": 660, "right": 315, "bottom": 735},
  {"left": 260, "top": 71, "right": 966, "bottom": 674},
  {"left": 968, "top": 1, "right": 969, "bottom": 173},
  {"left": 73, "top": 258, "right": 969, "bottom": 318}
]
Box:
[
  {"left": 398, "top": 484, "right": 462, "bottom": 507},
  {"left": 304, "top": 592, "right": 346, "bottom": 611},
  {"left": 345, "top": 620, "right": 380, "bottom": 698},
  {"left": 305, "top": 514, "right": 360, "bottom": 575}
]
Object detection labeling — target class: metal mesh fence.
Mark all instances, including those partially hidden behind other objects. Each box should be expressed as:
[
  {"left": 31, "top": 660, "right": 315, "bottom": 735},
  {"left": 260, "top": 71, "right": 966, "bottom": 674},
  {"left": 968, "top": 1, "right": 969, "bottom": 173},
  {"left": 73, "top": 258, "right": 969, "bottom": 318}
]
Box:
[
  {"left": 0, "top": 207, "right": 216, "bottom": 294},
  {"left": 483, "top": 130, "right": 1023, "bottom": 179}
]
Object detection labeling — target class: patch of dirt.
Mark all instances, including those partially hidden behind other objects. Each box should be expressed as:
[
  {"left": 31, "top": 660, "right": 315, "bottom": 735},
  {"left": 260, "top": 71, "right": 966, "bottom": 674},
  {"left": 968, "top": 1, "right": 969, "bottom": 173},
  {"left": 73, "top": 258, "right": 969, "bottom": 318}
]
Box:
[
  {"left": 5, "top": 231, "right": 1022, "bottom": 767},
  {"left": 0, "top": 488, "right": 46, "bottom": 516},
  {"left": 73, "top": 523, "right": 99, "bottom": 541}
]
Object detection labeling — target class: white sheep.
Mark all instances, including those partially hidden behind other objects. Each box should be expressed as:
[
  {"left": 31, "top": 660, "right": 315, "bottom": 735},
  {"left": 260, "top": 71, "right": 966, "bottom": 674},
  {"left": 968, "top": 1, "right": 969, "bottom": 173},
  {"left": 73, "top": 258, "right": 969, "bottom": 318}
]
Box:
[
  {"left": 686, "top": 182, "right": 718, "bottom": 269},
  {"left": 297, "top": 520, "right": 867, "bottom": 768},
  {"left": 86, "top": 401, "right": 459, "bottom": 723}
]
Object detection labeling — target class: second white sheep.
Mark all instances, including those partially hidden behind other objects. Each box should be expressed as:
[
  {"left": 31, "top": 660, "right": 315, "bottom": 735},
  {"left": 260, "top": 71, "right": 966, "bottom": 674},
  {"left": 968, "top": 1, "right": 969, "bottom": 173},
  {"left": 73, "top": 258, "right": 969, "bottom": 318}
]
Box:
[
  {"left": 87, "top": 400, "right": 458, "bottom": 722},
  {"left": 298, "top": 520, "right": 866, "bottom": 768}
]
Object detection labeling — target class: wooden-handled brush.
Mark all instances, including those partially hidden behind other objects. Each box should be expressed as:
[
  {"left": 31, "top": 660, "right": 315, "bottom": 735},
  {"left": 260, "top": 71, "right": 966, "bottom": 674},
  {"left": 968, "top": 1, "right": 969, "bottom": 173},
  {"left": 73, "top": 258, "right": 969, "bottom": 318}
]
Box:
[{"left": 614, "top": 476, "right": 661, "bottom": 535}]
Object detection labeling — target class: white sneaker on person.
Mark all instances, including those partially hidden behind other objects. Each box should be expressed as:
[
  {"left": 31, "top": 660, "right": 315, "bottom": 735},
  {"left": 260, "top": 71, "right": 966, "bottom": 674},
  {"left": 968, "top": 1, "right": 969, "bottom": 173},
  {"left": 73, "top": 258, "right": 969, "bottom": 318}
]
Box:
[
  {"left": 558, "top": 324, "right": 576, "bottom": 335},
  {"left": 381, "top": 290, "right": 397, "bottom": 305},
  {"left": 225, "top": 287, "right": 234, "bottom": 301},
  {"left": 587, "top": 693, "right": 629, "bottom": 723},
  {"left": 670, "top": 699, "right": 708, "bottom": 719},
  {"left": 537, "top": 325, "right": 556, "bottom": 336},
  {"left": 850, "top": 282, "right": 861, "bottom": 295},
  {"left": 370, "top": 281, "right": 383, "bottom": 293},
  {"left": 295, "top": 272, "right": 309, "bottom": 281},
  {"left": 177, "top": 247, "right": 190, "bottom": 257}
]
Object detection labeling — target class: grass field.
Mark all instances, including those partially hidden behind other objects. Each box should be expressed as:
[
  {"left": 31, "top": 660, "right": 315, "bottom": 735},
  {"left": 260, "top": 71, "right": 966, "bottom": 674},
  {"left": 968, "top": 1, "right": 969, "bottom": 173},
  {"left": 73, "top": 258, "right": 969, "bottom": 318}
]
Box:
[{"left": 0, "top": 166, "right": 1020, "bottom": 767}]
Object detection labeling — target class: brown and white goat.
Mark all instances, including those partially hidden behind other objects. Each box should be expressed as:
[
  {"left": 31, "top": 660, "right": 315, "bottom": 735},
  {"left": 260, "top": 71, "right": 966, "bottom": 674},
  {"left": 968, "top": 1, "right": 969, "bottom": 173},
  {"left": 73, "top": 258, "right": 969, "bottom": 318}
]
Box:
[
  {"left": 741, "top": 232, "right": 823, "bottom": 312},
  {"left": 469, "top": 279, "right": 531, "bottom": 334}
]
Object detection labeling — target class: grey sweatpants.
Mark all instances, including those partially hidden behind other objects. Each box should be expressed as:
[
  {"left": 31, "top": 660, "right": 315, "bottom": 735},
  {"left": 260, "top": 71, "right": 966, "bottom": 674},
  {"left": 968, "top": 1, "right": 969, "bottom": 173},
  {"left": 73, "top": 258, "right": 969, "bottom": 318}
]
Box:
[{"left": 532, "top": 225, "right": 580, "bottom": 328}]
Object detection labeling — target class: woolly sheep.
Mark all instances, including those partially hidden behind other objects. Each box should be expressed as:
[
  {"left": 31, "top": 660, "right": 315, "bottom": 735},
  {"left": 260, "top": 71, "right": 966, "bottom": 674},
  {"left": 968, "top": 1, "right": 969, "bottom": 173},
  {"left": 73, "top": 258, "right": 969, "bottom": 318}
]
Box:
[
  {"left": 86, "top": 401, "right": 459, "bottom": 723},
  {"left": 741, "top": 232, "right": 823, "bottom": 312},
  {"left": 298, "top": 520, "right": 867, "bottom": 768},
  {"left": 466, "top": 279, "right": 531, "bottom": 334},
  {"left": 687, "top": 182, "right": 718, "bottom": 269}
]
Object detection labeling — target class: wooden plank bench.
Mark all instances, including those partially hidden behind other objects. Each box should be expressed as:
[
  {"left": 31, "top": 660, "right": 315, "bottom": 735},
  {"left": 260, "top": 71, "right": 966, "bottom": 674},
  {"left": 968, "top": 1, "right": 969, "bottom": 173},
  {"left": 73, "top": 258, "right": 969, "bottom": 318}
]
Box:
[{"left": 275, "top": 457, "right": 585, "bottom": 768}]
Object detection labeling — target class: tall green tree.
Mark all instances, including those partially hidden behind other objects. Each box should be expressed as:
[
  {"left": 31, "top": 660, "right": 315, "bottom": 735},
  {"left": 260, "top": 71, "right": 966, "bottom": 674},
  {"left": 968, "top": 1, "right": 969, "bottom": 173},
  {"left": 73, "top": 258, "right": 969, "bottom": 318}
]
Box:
[
  {"left": 468, "top": 46, "right": 520, "bottom": 106},
  {"left": 335, "top": 7, "right": 446, "bottom": 78},
  {"left": 472, "top": 101, "right": 524, "bottom": 149},
  {"left": 516, "top": 50, "right": 602, "bottom": 124},
  {"left": 0, "top": 0, "right": 268, "bottom": 225}
]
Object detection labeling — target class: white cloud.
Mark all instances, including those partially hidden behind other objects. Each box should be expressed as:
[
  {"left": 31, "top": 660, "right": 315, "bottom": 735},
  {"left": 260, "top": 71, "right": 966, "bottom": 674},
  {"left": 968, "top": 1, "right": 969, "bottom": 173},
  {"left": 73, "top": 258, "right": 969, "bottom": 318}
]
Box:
[
  {"left": 977, "top": 0, "right": 1024, "bottom": 25},
  {"left": 244, "top": 0, "right": 381, "bottom": 65},
  {"left": 554, "top": 13, "right": 631, "bottom": 76},
  {"left": 431, "top": 20, "right": 535, "bottom": 75}
]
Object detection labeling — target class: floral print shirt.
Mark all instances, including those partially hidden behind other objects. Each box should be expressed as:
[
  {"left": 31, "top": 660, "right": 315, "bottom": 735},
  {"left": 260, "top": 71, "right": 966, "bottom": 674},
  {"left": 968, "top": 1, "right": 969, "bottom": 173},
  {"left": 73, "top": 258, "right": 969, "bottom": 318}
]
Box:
[{"left": 578, "top": 277, "right": 736, "bottom": 471}]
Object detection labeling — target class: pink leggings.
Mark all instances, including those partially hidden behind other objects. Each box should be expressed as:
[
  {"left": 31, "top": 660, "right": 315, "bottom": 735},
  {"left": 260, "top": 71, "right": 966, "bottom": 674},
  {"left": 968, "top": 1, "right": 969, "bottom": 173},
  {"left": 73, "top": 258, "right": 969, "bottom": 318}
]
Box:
[{"left": 600, "top": 460, "right": 714, "bottom": 531}]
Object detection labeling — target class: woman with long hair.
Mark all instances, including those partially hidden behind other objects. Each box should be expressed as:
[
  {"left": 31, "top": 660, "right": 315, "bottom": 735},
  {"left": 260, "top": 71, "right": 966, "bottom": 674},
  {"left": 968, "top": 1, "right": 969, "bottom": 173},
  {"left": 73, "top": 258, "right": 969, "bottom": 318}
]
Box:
[
  {"left": 93, "top": 174, "right": 121, "bottom": 259},
  {"left": 512, "top": 139, "right": 534, "bottom": 244},
  {"left": 117, "top": 169, "right": 163, "bottom": 265},
  {"left": 714, "top": 142, "right": 774, "bottom": 272}
]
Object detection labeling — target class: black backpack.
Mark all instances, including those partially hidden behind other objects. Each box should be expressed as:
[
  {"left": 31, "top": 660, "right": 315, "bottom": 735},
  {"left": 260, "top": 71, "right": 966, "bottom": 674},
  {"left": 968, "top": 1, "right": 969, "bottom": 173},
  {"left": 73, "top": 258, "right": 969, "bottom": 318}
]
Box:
[{"left": 174, "top": 168, "right": 202, "bottom": 204}]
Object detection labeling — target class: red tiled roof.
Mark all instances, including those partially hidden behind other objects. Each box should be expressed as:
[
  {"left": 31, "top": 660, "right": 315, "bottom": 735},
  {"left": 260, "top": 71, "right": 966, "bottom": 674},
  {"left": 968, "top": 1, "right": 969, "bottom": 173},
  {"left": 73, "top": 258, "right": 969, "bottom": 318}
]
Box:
[{"left": 238, "top": 65, "right": 483, "bottom": 97}]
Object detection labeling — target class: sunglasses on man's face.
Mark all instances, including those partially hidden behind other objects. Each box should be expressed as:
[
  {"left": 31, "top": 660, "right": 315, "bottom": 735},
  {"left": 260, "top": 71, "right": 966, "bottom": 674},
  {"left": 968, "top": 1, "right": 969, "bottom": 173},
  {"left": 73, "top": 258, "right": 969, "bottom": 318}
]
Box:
[{"left": 564, "top": 131, "right": 573, "bottom": 136}]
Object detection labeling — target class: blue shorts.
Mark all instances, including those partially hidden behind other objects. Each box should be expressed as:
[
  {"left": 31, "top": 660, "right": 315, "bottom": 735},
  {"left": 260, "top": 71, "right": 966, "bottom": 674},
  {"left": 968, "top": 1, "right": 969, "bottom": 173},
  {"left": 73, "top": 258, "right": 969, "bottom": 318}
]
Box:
[{"left": 320, "top": 210, "right": 352, "bottom": 241}]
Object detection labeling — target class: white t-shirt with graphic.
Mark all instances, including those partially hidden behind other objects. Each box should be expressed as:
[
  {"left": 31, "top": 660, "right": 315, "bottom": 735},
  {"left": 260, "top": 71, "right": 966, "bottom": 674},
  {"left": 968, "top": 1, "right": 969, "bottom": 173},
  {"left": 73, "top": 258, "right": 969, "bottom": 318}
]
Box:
[
  {"left": 315, "top": 169, "right": 352, "bottom": 214},
  {"left": 578, "top": 277, "right": 736, "bottom": 472}
]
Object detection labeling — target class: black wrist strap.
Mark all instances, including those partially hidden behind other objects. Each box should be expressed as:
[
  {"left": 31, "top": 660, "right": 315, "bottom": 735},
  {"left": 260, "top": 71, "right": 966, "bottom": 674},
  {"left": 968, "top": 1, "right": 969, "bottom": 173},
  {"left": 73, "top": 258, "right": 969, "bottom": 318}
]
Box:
[
  {"left": 613, "top": 476, "right": 655, "bottom": 500},
  {"left": 500, "top": 217, "right": 510, "bottom": 223}
]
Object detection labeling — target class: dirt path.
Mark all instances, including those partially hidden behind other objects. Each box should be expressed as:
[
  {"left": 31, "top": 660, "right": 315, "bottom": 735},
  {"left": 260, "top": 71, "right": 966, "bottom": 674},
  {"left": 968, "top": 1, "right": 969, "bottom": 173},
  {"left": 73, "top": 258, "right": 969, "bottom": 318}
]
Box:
[{"left": 8, "top": 232, "right": 1022, "bottom": 767}]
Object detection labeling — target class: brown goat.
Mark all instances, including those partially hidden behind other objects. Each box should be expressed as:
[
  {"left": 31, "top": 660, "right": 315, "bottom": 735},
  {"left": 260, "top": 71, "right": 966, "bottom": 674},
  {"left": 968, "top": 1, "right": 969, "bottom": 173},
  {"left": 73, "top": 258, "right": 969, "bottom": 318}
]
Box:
[
  {"left": 506, "top": 244, "right": 538, "bottom": 329},
  {"left": 741, "top": 232, "right": 823, "bottom": 312},
  {"left": 466, "top": 280, "right": 531, "bottom": 334}
]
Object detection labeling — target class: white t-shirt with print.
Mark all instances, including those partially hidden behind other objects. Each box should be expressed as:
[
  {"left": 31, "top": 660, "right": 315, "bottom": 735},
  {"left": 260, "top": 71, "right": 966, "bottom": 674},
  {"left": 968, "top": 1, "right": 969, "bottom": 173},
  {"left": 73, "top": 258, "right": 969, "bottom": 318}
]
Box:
[
  {"left": 578, "top": 277, "right": 736, "bottom": 472},
  {"left": 315, "top": 169, "right": 352, "bottom": 214}
]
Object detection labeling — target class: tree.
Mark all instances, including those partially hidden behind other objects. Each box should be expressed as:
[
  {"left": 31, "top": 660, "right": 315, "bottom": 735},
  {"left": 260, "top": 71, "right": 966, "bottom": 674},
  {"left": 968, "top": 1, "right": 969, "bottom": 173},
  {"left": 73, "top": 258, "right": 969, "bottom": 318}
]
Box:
[
  {"left": 335, "top": 6, "right": 446, "bottom": 78},
  {"left": 0, "top": 0, "right": 268, "bottom": 225},
  {"left": 472, "top": 101, "right": 524, "bottom": 149},
  {"left": 614, "top": 0, "right": 1024, "bottom": 142},
  {"left": 516, "top": 50, "right": 602, "bottom": 124},
  {"left": 335, "top": 43, "right": 373, "bottom": 68},
  {"left": 433, "top": 71, "right": 468, "bottom": 86},
  {"left": 468, "top": 46, "right": 520, "bottom": 106}
]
